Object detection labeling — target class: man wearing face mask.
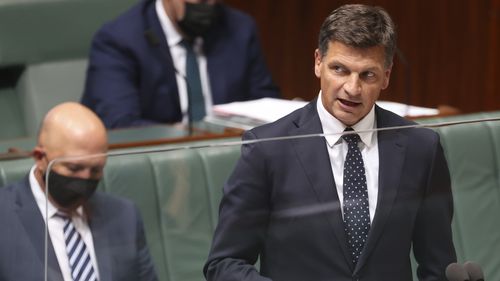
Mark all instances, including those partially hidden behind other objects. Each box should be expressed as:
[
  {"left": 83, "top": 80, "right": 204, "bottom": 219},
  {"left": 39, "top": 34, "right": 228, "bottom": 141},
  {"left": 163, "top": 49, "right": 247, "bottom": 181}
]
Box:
[
  {"left": 0, "top": 102, "right": 158, "bottom": 281},
  {"left": 82, "top": 0, "right": 280, "bottom": 129}
]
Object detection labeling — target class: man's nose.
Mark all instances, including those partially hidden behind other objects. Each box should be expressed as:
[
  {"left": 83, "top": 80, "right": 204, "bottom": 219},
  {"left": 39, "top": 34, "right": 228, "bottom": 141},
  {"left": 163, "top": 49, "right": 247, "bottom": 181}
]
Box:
[{"left": 343, "top": 74, "right": 362, "bottom": 96}]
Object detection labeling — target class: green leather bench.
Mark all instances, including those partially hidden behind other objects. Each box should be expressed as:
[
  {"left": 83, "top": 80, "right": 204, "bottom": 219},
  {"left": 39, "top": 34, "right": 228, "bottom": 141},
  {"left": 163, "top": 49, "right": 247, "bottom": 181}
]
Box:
[
  {"left": 99, "top": 142, "right": 241, "bottom": 281},
  {"left": 0, "top": 138, "right": 242, "bottom": 281},
  {"left": 0, "top": 0, "right": 136, "bottom": 66},
  {"left": 0, "top": 88, "right": 26, "bottom": 139},
  {"left": 420, "top": 111, "right": 500, "bottom": 279},
  {"left": 0, "top": 0, "right": 137, "bottom": 139},
  {"left": 1, "top": 112, "right": 500, "bottom": 280}
]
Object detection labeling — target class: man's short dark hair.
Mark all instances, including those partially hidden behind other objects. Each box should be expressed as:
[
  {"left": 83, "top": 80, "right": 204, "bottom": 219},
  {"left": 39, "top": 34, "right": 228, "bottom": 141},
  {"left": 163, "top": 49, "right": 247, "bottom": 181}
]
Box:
[{"left": 318, "top": 4, "right": 397, "bottom": 68}]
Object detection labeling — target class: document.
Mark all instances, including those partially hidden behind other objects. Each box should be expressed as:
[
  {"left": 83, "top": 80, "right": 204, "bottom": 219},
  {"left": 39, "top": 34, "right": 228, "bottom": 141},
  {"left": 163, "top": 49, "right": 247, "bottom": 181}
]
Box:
[{"left": 207, "top": 98, "right": 439, "bottom": 129}]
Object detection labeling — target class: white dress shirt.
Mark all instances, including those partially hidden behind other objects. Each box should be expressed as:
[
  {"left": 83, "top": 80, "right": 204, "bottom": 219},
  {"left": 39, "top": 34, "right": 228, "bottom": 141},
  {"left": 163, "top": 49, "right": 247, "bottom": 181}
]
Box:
[
  {"left": 155, "top": 0, "right": 213, "bottom": 123},
  {"left": 29, "top": 166, "right": 100, "bottom": 281},
  {"left": 316, "top": 92, "right": 379, "bottom": 222}
]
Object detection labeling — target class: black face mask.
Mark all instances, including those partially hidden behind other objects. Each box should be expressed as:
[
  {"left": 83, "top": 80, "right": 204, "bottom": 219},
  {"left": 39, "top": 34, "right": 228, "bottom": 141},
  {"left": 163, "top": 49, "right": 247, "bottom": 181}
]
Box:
[
  {"left": 178, "top": 2, "right": 219, "bottom": 38},
  {"left": 44, "top": 171, "right": 99, "bottom": 209}
]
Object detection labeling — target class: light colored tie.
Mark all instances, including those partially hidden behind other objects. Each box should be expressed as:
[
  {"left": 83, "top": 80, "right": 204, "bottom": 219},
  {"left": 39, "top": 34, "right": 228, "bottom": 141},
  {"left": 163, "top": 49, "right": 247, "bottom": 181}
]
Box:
[
  {"left": 59, "top": 214, "right": 98, "bottom": 281},
  {"left": 342, "top": 129, "right": 370, "bottom": 265}
]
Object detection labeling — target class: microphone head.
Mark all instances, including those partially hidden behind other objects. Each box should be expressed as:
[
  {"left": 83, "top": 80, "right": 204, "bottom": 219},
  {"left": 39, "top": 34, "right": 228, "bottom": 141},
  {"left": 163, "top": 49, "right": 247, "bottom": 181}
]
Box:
[
  {"left": 446, "top": 263, "right": 470, "bottom": 281},
  {"left": 463, "top": 261, "right": 484, "bottom": 281}
]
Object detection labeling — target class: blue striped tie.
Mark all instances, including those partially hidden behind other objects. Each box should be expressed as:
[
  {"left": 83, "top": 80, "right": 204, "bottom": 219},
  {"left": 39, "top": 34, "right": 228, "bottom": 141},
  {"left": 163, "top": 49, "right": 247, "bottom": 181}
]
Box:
[{"left": 60, "top": 215, "right": 98, "bottom": 281}]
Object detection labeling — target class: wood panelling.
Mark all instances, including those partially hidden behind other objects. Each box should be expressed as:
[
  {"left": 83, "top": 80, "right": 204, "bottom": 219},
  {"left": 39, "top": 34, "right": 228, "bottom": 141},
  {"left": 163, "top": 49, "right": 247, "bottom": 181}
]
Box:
[{"left": 225, "top": 0, "right": 500, "bottom": 113}]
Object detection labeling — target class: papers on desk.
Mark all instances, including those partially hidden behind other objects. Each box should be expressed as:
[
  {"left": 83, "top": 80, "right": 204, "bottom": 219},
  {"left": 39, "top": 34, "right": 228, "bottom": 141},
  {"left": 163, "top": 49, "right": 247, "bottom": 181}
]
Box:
[
  {"left": 206, "top": 98, "right": 307, "bottom": 129},
  {"left": 206, "top": 98, "right": 439, "bottom": 130},
  {"left": 376, "top": 101, "right": 439, "bottom": 118}
]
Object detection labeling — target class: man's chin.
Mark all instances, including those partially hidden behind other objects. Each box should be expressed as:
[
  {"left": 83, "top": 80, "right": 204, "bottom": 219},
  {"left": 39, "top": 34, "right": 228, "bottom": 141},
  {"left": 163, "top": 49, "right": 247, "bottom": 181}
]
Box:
[
  {"left": 57, "top": 200, "right": 86, "bottom": 213},
  {"left": 333, "top": 111, "right": 361, "bottom": 127}
]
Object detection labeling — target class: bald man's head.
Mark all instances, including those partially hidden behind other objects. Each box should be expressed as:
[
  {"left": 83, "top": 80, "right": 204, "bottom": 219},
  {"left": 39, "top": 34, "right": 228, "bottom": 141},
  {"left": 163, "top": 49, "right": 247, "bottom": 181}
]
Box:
[
  {"left": 37, "top": 102, "right": 107, "bottom": 155},
  {"left": 33, "top": 102, "right": 108, "bottom": 211}
]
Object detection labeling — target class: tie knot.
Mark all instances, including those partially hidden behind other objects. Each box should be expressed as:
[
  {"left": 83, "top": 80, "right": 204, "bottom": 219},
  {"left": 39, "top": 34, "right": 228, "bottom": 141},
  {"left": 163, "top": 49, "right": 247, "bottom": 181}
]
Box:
[
  {"left": 54, "top": 211, "right": 70, "bottom": 221},
  {"left": 180, "top": 39, "right": 195, "bottom": 51},
  {"left": 342, "top": 129, "right": 361, "bottom": 144}
]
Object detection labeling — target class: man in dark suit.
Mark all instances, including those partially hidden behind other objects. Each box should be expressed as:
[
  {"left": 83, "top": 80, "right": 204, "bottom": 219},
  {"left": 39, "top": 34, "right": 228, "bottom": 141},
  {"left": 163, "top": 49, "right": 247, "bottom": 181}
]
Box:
[
  {"left": 204, "top": 4, "right": 456, "bottom": 281},
  {"left": 0, "top": 102, "right": 157, "bottom": 281},
  {"left": 81, "top": 0, "right": 279, "bottom": 128}
]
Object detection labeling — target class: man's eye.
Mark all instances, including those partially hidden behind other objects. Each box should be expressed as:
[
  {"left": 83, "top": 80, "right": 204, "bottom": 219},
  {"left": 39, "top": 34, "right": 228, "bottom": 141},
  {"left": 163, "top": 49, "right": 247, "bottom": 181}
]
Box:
[
  {"left": 333, "top": 66, "right": 346, "bottom": 73},
  {"left": 66, "top": 165, "right": 82, "bottom": 172},
  {"left": 91, "top": 167, "right": 104, "bottom": 176},
  {"left": 362, "top": 72, "right": 376, "bottom": 80},
  {"left": 69, "top": 166, "right": 81, "bottom": 172}
]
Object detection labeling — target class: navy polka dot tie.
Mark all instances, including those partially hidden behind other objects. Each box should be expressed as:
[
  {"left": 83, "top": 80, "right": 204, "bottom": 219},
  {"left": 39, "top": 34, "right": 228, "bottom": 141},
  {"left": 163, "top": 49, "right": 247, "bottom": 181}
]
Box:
[{"left": 342, "top": 129, "right": 370, "bottom": 265}]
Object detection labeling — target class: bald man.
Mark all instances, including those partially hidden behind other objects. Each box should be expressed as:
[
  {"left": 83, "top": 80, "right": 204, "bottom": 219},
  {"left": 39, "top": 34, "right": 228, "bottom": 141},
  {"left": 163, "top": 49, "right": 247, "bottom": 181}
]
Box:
[{"left": 0, "top": 103, "right": 158, "bottom": 281}]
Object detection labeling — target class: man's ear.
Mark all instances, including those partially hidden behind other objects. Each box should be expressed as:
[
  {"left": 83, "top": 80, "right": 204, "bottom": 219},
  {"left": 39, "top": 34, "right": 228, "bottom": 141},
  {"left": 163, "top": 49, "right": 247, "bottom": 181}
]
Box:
[
  {"left": 32, "top": 146, "right": 47, "bottom": 172},
  {"left": 314, "top": 49, "right": 322, "bottom": 78},
  {"left": 32, "top": 146, "right": 45, "bottom": 160}
]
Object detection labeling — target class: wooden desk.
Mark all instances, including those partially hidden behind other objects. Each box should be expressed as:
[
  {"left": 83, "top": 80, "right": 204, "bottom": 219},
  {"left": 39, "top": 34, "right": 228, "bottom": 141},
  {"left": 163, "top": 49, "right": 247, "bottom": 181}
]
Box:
[
  {"left": 0, "top": 104, "right": 460, "bottom": 161},
  {"left": 0, "top": 122, "right": 244, "bottom": 160}
]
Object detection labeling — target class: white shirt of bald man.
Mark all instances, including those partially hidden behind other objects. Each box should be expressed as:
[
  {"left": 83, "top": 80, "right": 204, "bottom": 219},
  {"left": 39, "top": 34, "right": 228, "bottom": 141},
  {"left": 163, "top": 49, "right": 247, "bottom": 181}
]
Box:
[{"left": 29, "top": 165, "right": 100, "bottom": 281}]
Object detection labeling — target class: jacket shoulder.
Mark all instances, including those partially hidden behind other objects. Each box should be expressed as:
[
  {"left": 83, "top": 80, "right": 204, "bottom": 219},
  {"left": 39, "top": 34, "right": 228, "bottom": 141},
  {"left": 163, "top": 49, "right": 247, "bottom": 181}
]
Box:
[{"left": 93, "top": 1, "right": 150, "bottom": 43}]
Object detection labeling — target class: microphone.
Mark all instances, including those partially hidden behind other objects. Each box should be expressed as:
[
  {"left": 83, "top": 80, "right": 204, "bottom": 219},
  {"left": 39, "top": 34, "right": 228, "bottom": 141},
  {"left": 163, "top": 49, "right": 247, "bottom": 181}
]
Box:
[
  {"left": 463, "top": 261, "right": 485, "bottom": 281},
  {"left": 446, "top": 263, "right": 470, "bottom": 281},
  {"left": 173, "top": 68, "right": 195, "bottom": 136},
  {"left": 143, "top": 29, "right": 196, "bottom": 135}
]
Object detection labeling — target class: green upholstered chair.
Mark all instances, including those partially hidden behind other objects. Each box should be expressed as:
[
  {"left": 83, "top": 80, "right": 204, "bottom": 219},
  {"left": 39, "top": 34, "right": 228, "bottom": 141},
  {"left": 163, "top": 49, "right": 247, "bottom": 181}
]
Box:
[
  {"left": 100, "top": 142, "right": 241, "bottom": 281},
  {"left": 16, "top": 59, "right": 88, "bottom": 136},
  {"left": 0, "top": 156, "right": 33, "bottom": 186},
  {"left": 0, "top": 59, "right": 88, "bottom": 140},
  {"left": 0, "top": 0, "right": 136, "bottom": 66},
  {"left": 0, "top": 88, "right": 26, "bottom": 139},
  {"left": 0, "top": 0, "right": 138, "bottom": 139},
  {"left": 423, "top": 112, "right": 500, "bottom": 280}
]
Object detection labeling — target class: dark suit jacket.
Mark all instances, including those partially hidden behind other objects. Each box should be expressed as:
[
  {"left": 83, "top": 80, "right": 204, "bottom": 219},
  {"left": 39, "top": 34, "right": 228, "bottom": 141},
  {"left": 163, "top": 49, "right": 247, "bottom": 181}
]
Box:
[
  {"left": 0, "top": 176, "right": 157, "bottom": 281},
  {"left": 204, "top": 101, "right": 456, "bottom": 281},
  {"left": 82, "top": 0, "right": 279, "bottom": 128}
]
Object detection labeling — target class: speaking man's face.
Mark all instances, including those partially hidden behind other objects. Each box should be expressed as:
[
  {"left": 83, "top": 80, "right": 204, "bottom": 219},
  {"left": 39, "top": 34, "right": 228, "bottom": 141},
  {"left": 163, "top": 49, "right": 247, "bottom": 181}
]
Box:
[{"left": 315, "top": 41, "right": 392, "bottom": 126}]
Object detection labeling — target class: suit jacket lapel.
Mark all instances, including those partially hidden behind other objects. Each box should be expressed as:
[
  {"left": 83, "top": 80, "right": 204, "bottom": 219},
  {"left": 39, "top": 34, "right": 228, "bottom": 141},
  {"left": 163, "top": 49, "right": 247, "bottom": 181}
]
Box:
[
  {"left": 16, "top": 177, "right": 64, "bottom": 281},
  {"left": 88, "top": 195, "right": 112, "bottom": 281},
  {"left": 290, "top": 101, "right": 354, "bottom": 271},
  {"left": 355, "top": 107, "right": 408, "bottom": 272},
  {"left": 143, "top": 1, "right": 173, "bottom": 70},
  {"left": 142, "top": 0, "right": 181, "bottom": 111}
]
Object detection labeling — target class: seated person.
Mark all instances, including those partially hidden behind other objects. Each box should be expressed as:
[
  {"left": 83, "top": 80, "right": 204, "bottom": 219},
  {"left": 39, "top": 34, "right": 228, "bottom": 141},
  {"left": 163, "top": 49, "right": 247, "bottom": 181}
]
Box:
[
  {"left": 82, "top": 0, "right": 279, "bottom": 128},
  {"left": 0, "top": 102, "right": 158, "bottom": 281}
]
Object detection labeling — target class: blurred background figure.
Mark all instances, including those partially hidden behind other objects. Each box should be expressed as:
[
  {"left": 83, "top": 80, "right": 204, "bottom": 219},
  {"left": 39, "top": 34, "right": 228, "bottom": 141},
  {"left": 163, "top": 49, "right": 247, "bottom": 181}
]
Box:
[{"left": 81, "top": 0, "right": 280, "bottom": 129}]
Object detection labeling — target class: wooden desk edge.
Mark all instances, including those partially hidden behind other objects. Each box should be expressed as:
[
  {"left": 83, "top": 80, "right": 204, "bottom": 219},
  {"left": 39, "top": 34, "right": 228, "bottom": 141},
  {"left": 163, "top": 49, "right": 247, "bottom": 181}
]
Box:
[{"left": 0, "top": 129, "right": 244, "bottom": 161}]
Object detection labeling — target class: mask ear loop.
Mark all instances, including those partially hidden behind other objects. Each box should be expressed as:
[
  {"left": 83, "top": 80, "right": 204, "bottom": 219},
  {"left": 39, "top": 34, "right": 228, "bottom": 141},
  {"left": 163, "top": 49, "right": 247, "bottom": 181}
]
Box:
[{"left": 44, "top": 157, "right": 56, "bottom": 281}]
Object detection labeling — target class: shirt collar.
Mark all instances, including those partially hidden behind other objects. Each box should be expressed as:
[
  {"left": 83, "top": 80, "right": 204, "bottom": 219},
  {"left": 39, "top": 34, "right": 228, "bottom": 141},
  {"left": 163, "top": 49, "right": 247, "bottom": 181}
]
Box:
[
  {"left": 30, "top": 165, "right": 58, "bottom": 220},
  {"left": 156, "top": 0, "right": 183, "bottom": 47},
  {"left": 155, "top": 0, "right": 204, "bottom": 51},
  {"left": 316, "top": 91, "right": 376, "bottom": 148}
]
